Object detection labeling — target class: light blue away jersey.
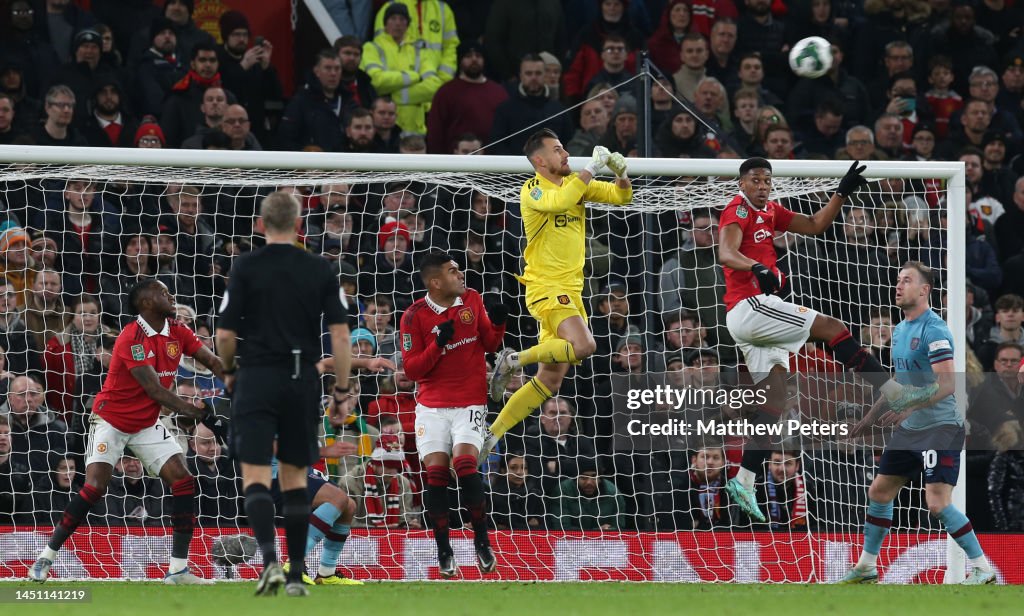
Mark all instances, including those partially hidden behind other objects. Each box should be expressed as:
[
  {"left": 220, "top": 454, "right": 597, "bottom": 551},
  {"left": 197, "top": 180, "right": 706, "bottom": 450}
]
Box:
[{"left": 891, "top": 308, "right": 960, "bottom": 430}]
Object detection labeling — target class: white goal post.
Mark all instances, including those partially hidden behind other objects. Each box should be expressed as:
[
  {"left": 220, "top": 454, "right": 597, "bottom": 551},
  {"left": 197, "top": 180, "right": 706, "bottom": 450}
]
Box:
[{"left": 0, "top": 145, "right": 967, "bottom": 583}]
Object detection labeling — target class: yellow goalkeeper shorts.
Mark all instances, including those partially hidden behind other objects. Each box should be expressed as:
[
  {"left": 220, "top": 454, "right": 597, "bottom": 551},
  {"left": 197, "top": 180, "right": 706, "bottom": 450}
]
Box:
[{"left": 524, "top": 286, "right": 587, "bottom": 344}]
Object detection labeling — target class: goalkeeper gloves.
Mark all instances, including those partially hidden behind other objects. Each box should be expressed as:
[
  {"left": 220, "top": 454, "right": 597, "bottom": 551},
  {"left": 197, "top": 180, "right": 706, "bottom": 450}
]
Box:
[
  {"left": 435, "top": 319, "right": 455, "bottom": 348},
  {"left": 585, "top": 145, "right": 611, "bottom": 176},
  {"left": 751, "top": 263, "right": 782, "bottom": 295},
  {"left": 836, "top": 161, "right": 868, "bottom": 197},
  {"left": 607, "top": 152, "right": 628, "bottom": 179}
]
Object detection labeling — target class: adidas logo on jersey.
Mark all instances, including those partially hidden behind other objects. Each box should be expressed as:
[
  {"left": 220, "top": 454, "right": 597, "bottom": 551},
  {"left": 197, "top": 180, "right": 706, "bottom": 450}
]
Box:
[
  {"left": 756, "top": 216, "right": 764, "bottom": 223},
  {"left": 147, "top": 351, "right": 155, "bottom": 358}
]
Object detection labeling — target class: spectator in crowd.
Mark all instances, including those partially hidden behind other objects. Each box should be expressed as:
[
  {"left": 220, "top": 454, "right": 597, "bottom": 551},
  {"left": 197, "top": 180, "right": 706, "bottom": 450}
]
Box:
[
  {"left": 693, "top": 76, "right": 732, "bottom": 133},
  {"left": 756, "top": 450, "right": 808, "bottom": 530},
  {"left": 159, "top": 184, "right": 217, "bottom": 279},
  {"left": 591, "top": 280, "right": 633, "bottom": 377},
  {"left": 128, "top": 0, "right": 212, "bottom": 67},
  {"left": 706, "top": 18, "right": 740, "bottom": 87},
  {"left": 566, "top": 99, "right": 610, "bottom": 157},
  {"left": 334, "top": 35, "right": 377, "bottom": 110},
  {"left": 648, "top": 76, "right": 678, "bottom": 128},
  {"left": 786, "top": 42, "right": 870, "bottom": 132},
  {"left": 160, "top": 42, "right": 221, "bottom": 148},
  {"left": 217, "top": 104, "right": 261, "bottom": 151},
  {"left": 1, "top": 375, "right": 69, "bottom": 482},
  {"left": 995, "top": 177, "right": 1024, "bottom": 264},
  {"left": 33, "top": 453, "right": 101, "bottom": 526},
  {"left": 179, "top": 86, "right": 228, "bottom": 149},
  {"left": 368, "top": 97, "right": 400, "bottom": 153},
  {"left": 483, "top": 0, "right": 565, "bottom": 82},
  {"left": 40, "top": 179, "right": 117, "bottom": 296},
  {"left": 655, "top": 110, "right": 714, "bottom": 159},
  {"left": 360, "top": 220, "right": 418, "bottom": 311},
  {"left": 43, "top": 293, "right": 107, "bottom": 415},
  {"left": 0, "top": 278, "right": 41, "bottom": 374},
  {"left": 0, "top": 59, "right": 42, "bottom": 135},
  {"left": 0, "top": 223, "right": 34, "bottom": 306},
  {"left": 340, "top": 107, "right": 378, "bottom": 154},
  {"left": 0, "top": 92, "right": 27, "bottom": 145},
  {"left": 927, "top": 3, "right": 999, "bottom": 95},
  {"left": 584, "top": 34, "right": 635, "bottom": 98},
  {"left": 836, "top": 125, "right": 882, "bottom": 161},
  {"left": 800, "top": 99, "right": 845, "bottom": 158},
  {"left": 279, "top": 49, "right": 349, "bottom": 151},
  {"left": 371, "top": 1, "right": 459, "bottom": 91},
  {"left": 98, "top": 233, "right": 155, "bottom": 326},
  {"left": 452, "top": 132, "right": 482, "bottom": 155},
  {"left": 362, "top": 3, "right": 444, "bottom": 136},
  {"left": 540, "top": 51, "right": 563, "bottom": 102},
  {"left": 675, "top": 444, "right": 741, "bottom": 530},
  {"left": 977, "top": 294, "right": 1024, "bottom": 369},
  {"left": 940, "top": 98, "right": 994, "bottom": 158},
  {"left": 762, "top": 124, "right": 796, "bottom": 159},
  {"left": 21, "top": 269, "right": 68, "bottom": 354},
  {"left": 0, "top": 415, "right": 35, "bottom": 524},
  {"left": 735, "top": 52, "right": 781, "bottom": 108},
  {"left": 398, "top": 133, "right": 426, "bottom": 153},
  {"left": 187, "top": 422, "right": 240, "bottom": 526},
  {"left": 177, "top": 319, "right": 227, "bottom": 407},
  {"left": 51, "top": 28, "right": 121, "bottom": 121},
  {"left": 340, "top": 434, "right": 421, "bottom": 528},
  {"left": 42, "top": 0, "right": 97, "bottom": 64},
  {"left": 672, "top": 32, "right": 709, "bottom": 102},
  {"left": 31, "top": 85, "right": 87, "bottom": 147},
  {"left": 924, "top": 56, "right": 962, "bottom": 140},
  {"left": 729, "top": 87, "right": 759, "bottom": 155},
  {"left": 873, "top": 113, "right": 904, "bottom": 159},
  {"left": 75, "top": 331, "right": 113, "bottom": 415},
  {"left": 735, "top": 0, "right": 788, "bottom": 97},
  {"left": 366, "top": 359, "right": 416, "bottom": 447},
  {"left": 79, "top": 78, "right": 138, "bottom": 148},
  {"left": 135, "top": 17, "right": 184, "bottom": 117},
  {"left": 516, "top": 397, "right": 598, "bottom": 499},
  {"left": 599, "top": 93, "right": 639, "bottom": 155},
  {"left": 135, "top": 119, "right": 165, "bottom": 147},
  {"left": 549, "top": 458, "right": 625, "bottom": 531},
  {"left": 490, "top": 452, "right": 545, "bottom": 530},
  {"left": 215, "top": 10, "right": 282, "bottom": 148},
  {"left": 362, "top": 293, "right": 398, "bottom": 359},
  {"left": 647, "top": 0, "right": 691, "bottom": 76},
  {"left": 862, "top": 307, "right": 894, "bottom": 370},
  {"left": 562, "top": 0, "right": 643, "bottom": 103},
  {"left": 1, "top": 1, "right": 61, "bottom": 101},
  {"left": 968, "top": 341, "right": 1024, "bottom": 450},
  {"left": 426, "top": 41, "right": 508, "bottom": 154},
  {"left": 104, "top": 455, "right": 164, "bottom": 526}
]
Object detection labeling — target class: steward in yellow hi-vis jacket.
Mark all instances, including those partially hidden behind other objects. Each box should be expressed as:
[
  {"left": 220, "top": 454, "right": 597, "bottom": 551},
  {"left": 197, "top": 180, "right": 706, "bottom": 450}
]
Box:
[
  {"left": 479, "top": 129, "right": 632, "bottom": 455},
  {"left": 362, "top": 2, "right": 451, "bottom": 134}
]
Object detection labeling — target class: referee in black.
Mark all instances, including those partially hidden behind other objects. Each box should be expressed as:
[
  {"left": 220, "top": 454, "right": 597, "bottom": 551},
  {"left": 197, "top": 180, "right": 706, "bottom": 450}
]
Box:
[{"left": 215, "top": 191, "right": 352, "bottom": 597}]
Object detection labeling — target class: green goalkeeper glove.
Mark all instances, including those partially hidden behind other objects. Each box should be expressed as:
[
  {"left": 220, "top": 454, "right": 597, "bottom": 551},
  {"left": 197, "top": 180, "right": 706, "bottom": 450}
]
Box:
[
  {"left": 585, "top": 145, "right": 611, "bottom": 176},
  {"left": 607, "top": 152, "right": 628, "bottom": 178}
]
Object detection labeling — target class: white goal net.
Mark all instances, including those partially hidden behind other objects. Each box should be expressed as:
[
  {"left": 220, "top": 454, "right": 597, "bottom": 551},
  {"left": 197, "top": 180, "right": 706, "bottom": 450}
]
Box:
[{"left": 0, "top": 147, "right": 967, "bottom": 582}]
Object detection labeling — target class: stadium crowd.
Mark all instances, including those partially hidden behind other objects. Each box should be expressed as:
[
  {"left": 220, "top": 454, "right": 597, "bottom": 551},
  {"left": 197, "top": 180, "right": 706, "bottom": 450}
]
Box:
[{"left": 1, "top": 0, "right": 1024, "bottom": 536}]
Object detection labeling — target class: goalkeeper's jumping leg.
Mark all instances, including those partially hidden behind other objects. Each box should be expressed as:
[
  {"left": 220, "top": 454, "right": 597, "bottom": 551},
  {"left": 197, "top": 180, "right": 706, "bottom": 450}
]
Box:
[{"left": 483, "top": 315, "right": 595, "bottom": 461}]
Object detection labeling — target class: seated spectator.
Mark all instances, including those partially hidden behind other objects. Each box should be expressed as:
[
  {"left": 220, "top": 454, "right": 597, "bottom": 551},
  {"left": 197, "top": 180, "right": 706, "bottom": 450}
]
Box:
[
  {"left": 729, "top": 87, "right": 759, "bottom": 155},
  {"left": 21, "top": 269, "right": 69, "bottom": 353},
  {"left": 359, "top": 220, "right": 418, "bottom": 312},
  {"left": 835, "top": 125, "right": 884, "bottom": 161},
  {"left": 128, "top": 0, "right": 213, "bottom": 68},
  {"left": 0, "top": 223, "right": 34, "bottom": 307},
  {"left": 0, "top": 415, "right": 35, "bottom": 524},
  {"left": 566, "top": 99, "right": 610, "bottom": 157},
  {"left": 599, "top": 93, "right": 639, "bottom": 155},
  {"left": 881, "top": 72, "right": 931, "bottom": 150},
  {"left": 51, "top": 28, "right": 123, "bottom": 122},
  {"left": 33, "top": 453, "right": 106, "bottom": 526},
  {"left": 335, "top": 35, "right": 376, "bottom": 110},
  {"left": 756, "top": 450, "right": 808, "bottom": 530},
  {"left": 563, "top": 0, "right": 643, "bottom": 103},
  {"left": 735, "top": 52, "right": 781, "bottom": 108},
  {"left": 398, "top": 134, "right": 425, "bottom": 154},
  {"left": 426, "top": 42, "right": 508, "bottom": 154},
  {"left": 99, "top": 233, "right": 155, "bottom": 326},
  {"left": 1, "top": 375, "right": 70, "bottom": 479},
  {"left": 968, "top": 342, "right": 1024, "bottom": 449},
  {"left": 873, "top": 113, "right": 904, "bottom": 159},
  {"left": 541, "top": 52, "right": 562, "bottom": 102},
  {"left": 43, "top": 293, "right": 108, "bottom": 415},
  {"left": 340, "top": 434, "right": 421, "bottom": 528},
  {"left": 369, "top": 97, "right": 400, "bottom": 153},
  {"left": 159, "top": 184, "right": 219, "bottom": 281},
  {"left": 938, "top": 98, "right": 992, "bottom": 159},
  {"left": 489, "top": 452, "right": 545, "bottom": 530},
  {"left": 995, "top": 177, "right": 1024, "bottom": 263},
  {"left": 341, "top": 107, "right": 378, "bottom": 153},
  {"left": 180, "top": 86, "right": 228, "bottom": 148},
  {"left": 584, "top": 34, "right": 636, "bottom": 98},
  {"left": 135, "top": 17, "right": 185, "bottom": 117},
  {"left": 1, "top": 1, "right": 61, "bottom": 101},
  {"left": 160, "top": 42, "right": 221, "bottom": 148},
  {"left": 75, "top": 332, "right": 114, "bottom": 416},
  {"left": 654, "top": 110, "right": 716, "bottom": 158},
  {"left": 0, "top": 278, "right": 41, "bottom": 375},
  {"left": 977, "top": 294, "right": 1024, "bottom": 370},
  {"left": 187, "top": 422, "right": 240, "bottom": 526},
  {"left": 215, "top": 10, "right": 282, "bottom": 148},
  {"left": 800, "top": 100, "right": 845, "bottom": 158},
  {"left": 134, "top": 117, "right": 166, "bottom": 148},
  {"left": 362, "top": 294, "right": 397, "bottom": 359},
  {"left": 927, "top": 4, "right": 999, "bottom": 95},
  {"left": 672, "top": 32, "right": 709, "bottom": 102},
  {"left": 483, "top": 1, "right": 566, "bottom": 82},
  {"left": 279, "top": 49, "right": 351, "bottom": 151},
  {"left": 80, "top": 77, "right": 139, "bottom": 148},
  {"left": 924, "top": 55, "right": 962, "bottom": 140},
  {"left": 515, "top": 397, "right": 598, "bottom": 498},
  {"left": 647, "top": 0, "right": 692, "bottom": 75},
  {"left": 682, "top": 444, "right": 742, "bottom": 530},
  {"left": 31, "top": 85, "right": 88, "bottom": 147},
  {"left": 591, "top": 280, "right": 634, "bottom": 376},
  {"left": 452, "top": 133, "right": 482, "bottom": 155},
  {"left": 0, "top": 92, "right": 29, "bottom": 145},
  {"left": 40, "top": 179, "right": 119, "bottom": 296},
  {"left": 104, "top": 455, "right": 165, "bottom": 526},
  {"left": 762, "top": 125, "right": 797, "bottom": 159},
  {"left": 488, "top": 54, "right": 574, "bottom": 155},
  {"left": 549, "top": 458, "right": 625, "bottom": 531},
  {"left": 908, "top": 123, "right": 937, "bottom": 161},
  {"left": 177, "top": 319, "right": 227, "bottom": 408},
  {"left": 862, "top": 307, "right": 894, "bottom": 370}
]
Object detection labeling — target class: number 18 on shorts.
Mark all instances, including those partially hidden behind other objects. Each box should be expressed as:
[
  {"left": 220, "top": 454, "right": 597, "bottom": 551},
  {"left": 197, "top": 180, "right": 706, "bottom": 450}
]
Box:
[{"left": 414, "top": 404, "right": 487, "bottom": 458}]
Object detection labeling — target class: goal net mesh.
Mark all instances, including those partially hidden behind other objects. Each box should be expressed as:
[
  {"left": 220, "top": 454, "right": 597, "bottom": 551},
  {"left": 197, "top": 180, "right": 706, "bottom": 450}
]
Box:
[{"left": 0, "top": 159, "right": 956, "bottom": 582}]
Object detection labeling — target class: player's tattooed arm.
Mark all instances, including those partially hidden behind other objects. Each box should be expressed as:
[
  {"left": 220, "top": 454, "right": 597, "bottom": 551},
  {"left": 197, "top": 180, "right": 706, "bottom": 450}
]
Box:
[
  {"left": 129, "top": 365, "right": 204, "bottom": 418},
  {"left": 192, "top": 345, "right": 227, "bottom": 382}
]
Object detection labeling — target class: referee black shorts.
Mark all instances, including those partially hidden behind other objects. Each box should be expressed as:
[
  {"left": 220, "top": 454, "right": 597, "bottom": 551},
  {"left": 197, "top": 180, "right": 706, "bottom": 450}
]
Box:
[{"left": 231, "top": 365, "right": 321, "bottom": 467}]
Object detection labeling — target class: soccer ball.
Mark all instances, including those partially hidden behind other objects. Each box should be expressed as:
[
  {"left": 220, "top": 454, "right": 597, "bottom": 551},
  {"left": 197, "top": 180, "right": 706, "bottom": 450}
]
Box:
[{"left": 788, "top": 37, "right": 833, "bottom": 79}]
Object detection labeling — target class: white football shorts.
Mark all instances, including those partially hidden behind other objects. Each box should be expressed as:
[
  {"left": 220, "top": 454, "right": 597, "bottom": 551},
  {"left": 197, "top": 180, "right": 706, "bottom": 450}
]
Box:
[
  {"left": 726, "top": 294, "right": 817, "bottom": 382},
  {"left": 85, "top": 414, "right": 185, "bottom": 476},
  {"left": 414, "top": 404, "right": 487, "bottom": 458}
]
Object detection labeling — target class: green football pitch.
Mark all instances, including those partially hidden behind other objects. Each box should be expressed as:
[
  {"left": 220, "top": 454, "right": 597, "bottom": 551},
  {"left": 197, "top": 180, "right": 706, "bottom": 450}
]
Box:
[{"left": 1, "top": 582, "right": 1022, "bottom": 616}]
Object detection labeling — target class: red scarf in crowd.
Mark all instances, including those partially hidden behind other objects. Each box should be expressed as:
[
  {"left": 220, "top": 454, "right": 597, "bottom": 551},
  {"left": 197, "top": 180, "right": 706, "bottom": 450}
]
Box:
[
  {"left": 171, "top": 70, "right": 222, "bottom": 92},
  {"left": 363, "top": 462, "right": 402, "bottom": 527}
]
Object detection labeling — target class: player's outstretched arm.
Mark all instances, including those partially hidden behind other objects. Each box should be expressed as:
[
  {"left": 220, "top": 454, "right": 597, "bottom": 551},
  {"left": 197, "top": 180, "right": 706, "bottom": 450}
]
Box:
[
  {"left": 787, "top": 161, "right": 868, "bottom": 236},
  {"left": 130, "top": 365, "right": 205, "bottom": 418},
  {"left": 192, "top": 345, "right": 227, "bottom": 382}
]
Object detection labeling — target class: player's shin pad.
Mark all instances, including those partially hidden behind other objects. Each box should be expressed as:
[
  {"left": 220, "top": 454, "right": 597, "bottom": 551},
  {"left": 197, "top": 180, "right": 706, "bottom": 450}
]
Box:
[{"left": 490, "top": 377, "right": 553, "bottom": 438}]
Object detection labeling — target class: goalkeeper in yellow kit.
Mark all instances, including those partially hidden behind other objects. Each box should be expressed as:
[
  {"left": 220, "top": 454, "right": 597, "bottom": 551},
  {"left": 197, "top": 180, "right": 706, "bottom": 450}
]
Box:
[{"left": 480, "top": 128, "right": 632, "bottom": 460}]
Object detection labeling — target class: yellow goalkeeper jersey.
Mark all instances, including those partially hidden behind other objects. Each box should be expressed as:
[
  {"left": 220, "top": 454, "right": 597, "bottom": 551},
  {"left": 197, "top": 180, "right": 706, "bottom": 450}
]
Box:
[{"left": 518, "top": 172, "right": 632, "bottom": 291}]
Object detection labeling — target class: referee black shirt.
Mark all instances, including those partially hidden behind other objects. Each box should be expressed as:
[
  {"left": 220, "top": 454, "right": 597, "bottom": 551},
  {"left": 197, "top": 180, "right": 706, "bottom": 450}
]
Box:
[{"left": 218, "top": 243, "right": 347, "bottom": 368}]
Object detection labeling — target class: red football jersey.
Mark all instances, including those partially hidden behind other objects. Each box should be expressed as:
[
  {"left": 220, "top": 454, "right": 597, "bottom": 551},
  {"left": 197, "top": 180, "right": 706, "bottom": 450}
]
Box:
[
  {"left": 719, "top": 194, "right": 796, "bottom": 311},
  {"left": 94, "top": 316, "right": 203, "bottom": 433},
  {"left": 399, "top": 288, "right": 505, "bottom": 408}
]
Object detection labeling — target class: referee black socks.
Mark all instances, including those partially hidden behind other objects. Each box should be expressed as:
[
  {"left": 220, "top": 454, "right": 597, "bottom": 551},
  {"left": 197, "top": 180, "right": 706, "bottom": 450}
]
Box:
[
  {"left": 281, "top": 488, "right": 310, "bottom": 583},
  {"left": 243, "top": 484, "right": 278, "bottom": 568}
]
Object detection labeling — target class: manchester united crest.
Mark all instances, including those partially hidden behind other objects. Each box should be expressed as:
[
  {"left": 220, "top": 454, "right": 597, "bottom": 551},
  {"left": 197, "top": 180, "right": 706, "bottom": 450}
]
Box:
[
  {"left": 459, "top": 308, "right": 474, "bottom": 324},
  {"left": 166, "top": 342, "right": 181, "bottom": 359}
]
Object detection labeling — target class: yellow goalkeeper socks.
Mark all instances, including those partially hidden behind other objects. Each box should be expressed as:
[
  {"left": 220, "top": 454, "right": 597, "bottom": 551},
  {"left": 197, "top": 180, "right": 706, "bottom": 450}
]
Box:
[
  {"left": 490, "top": 377, "right": 553, "bottom": 438},
  {"left": 518, "top": 339, "right": 577, "bottom": 365}
]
